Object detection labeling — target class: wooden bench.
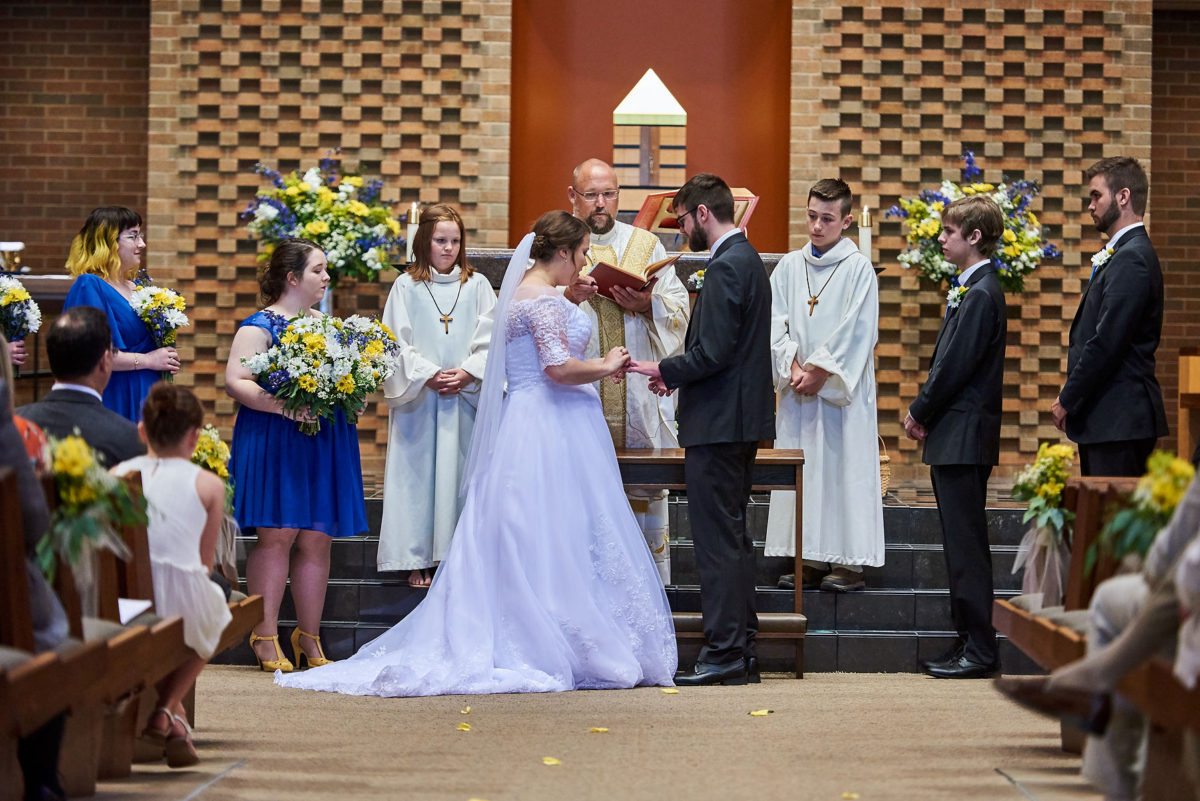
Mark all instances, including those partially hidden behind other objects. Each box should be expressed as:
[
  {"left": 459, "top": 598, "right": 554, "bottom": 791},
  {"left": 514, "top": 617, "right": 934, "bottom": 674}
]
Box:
[
  {"left": 616, "top": 447, "right": 807, "bottom": 677},
  {"left": 993, "top": 474, "right": 1200, "bottom": 796}
]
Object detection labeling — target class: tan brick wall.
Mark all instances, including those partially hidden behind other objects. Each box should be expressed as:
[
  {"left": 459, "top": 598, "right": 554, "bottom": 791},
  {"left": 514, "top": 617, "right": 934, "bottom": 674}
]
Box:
[
  {"left": 145, "top": 0, "right": 512, "bottom": 482},
  {"left": 794, "top": 0, "right": 1158, "bottom": 483}
]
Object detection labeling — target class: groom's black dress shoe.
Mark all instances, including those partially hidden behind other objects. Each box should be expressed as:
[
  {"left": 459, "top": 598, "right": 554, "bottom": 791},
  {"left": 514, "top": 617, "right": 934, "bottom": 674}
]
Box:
[
  {"left": 674, "top": 659, "right": 749, "bottom": 687},
  {"left": 924, "top": 654, "right": 999, "bottom": 679},
  {"left": 746, "top": 657, "right": 761, "bottom": 684},
  {"left": 919, "top": 642, "right": 965, "bottom": 672}
]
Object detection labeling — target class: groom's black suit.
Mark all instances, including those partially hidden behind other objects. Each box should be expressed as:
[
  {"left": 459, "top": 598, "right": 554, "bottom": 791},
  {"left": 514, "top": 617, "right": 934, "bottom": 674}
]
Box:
[
  {"left": 659, "top": 230, "right": 775, "bottom": 667},
  {"left": 909, "top": 264, "right": 1006, "bottom": 666},
  {"left": 1060, "top": 226, "right": 1167, "bottom": 476}
]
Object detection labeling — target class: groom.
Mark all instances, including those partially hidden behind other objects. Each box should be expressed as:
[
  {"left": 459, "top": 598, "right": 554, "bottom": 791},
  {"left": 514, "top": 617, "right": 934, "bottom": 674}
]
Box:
[{"left": 630, "top": 174, "right": 775, "bottom": 686}]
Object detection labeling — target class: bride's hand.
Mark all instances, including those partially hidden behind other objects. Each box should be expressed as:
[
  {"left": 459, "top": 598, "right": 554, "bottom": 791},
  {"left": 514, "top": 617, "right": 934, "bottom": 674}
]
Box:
[{"left": 602, "top": 346, "right": 630, "bottom": 378}]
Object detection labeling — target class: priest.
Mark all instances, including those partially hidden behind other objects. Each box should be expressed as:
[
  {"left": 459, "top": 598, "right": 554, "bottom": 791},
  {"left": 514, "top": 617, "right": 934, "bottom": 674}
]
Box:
[
  {"left": 563, "top": 158, "right": 691, "bottom": 584},
  {"left": 764, "top": 179, "right": 885, "bottom": 592}
]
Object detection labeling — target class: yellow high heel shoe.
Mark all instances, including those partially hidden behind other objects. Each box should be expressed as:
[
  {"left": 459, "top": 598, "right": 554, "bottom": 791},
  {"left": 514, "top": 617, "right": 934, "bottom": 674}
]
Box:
[
  {"left": 249, "top": 633, "right": 294, "bottom": 673},
  {"left": 291, "top": 627, "right": 333, "bottom": 668}
]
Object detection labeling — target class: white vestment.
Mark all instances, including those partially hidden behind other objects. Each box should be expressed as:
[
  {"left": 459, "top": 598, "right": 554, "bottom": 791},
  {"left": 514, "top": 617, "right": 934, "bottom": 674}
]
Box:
[
  {"left": 578, "top": 220, "right": 690, "bottom": 583},
  {"left": 764, "top": 238, "right": 885, "bottom": 567},
  {"left": 378, "top": 267, "right": 496, "bottom": 572}
]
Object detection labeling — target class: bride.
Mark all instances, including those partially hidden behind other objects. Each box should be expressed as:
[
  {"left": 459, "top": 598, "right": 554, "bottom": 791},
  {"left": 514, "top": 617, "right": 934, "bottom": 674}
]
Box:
[{"left": 277, "top": 211, "right": 677, "bottom": 696}]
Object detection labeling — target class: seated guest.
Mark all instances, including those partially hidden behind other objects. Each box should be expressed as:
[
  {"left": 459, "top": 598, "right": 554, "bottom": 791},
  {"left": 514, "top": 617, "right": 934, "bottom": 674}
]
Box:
[
  {"left": 16, "top": 306, "right": 143, "bottom": 467},
  {"left": 0, "top": 332, "right": 48, "bottom": 470},
  {"left": 1, "top": 374, "right": 70, "bottom": 801},
  {"left": 113, "top": 382, "right": 231, "bottom": 768}
]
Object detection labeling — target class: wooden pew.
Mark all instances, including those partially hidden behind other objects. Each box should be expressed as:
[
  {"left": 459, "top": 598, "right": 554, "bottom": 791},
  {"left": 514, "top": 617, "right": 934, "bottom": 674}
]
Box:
[{"left": 616, "top": 448, "right": 807, "bottom": 677}]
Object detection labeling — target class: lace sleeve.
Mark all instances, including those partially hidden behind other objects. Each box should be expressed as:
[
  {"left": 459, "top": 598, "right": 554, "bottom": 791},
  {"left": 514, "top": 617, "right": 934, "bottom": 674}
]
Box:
[{"left": 526, "top": 296, "right": 572, "bottom": 369}]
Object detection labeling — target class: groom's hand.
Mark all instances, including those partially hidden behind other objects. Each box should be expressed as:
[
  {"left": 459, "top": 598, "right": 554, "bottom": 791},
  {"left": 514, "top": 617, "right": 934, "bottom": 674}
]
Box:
[
  {"left": 627, "top": 360, "right": 661, "bottom": 380},
  {"left": 647, "top": 376, "right": 673, "bottom": 397}
]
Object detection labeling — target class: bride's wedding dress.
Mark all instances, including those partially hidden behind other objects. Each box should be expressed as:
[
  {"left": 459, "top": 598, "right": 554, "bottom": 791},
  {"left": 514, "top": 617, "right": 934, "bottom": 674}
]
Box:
[{"left": 276, "top": 287, "right": 676, "bottom": 697}]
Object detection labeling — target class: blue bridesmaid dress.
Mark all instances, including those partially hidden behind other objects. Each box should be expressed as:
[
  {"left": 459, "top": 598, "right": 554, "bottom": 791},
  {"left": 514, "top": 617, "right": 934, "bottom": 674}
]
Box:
[
  {"left": 229, "top": 310, "right": 367, "bottom": 538},
  {"left": 62, "top": 274, "right": 158, "bottom": 422}
]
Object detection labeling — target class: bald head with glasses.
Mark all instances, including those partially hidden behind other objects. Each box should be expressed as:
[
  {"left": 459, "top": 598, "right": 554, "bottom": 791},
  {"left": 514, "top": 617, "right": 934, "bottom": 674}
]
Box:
[{"left": 568, "top": 158, "right": 622, "bottom": 236}]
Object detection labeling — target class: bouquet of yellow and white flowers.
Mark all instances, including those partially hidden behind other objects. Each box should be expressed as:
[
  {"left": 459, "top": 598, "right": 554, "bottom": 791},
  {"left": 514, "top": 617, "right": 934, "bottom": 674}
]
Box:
[
  {"left": 35, "top": 433, "right": 145, "bottom": 584},
  {"left": 0, "top": 274, "right": 42, "bottom": 342},
  {"left": 191, "top": 424, "right": 234, "bottom": 512},
  {"left": 885, "top": 151, "right": 1061, "bottom": 293},
  {"left": 242, "top": 314, "right": 400, "bottom": 435},
  {"left": 1092, "top": 450, "right": 1196, "bottom": 571},
  {"left": 1011, "top": 442, "right": 1077, "bottom": 605},
  {"left": 242, "top": 152, "right": 404, "bottom": 283},
  {"left": 130, "top": 284, "right": 189, "bottom": 347}
]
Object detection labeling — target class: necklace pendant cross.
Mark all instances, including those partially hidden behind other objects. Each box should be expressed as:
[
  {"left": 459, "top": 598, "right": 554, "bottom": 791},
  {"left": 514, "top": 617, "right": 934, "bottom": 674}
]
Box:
[
  {"left": 807, "top": 296, "right": 819, "bottom": 316},
  {"left": 440, "top": 313, "right": 452, "bottom": 334}
]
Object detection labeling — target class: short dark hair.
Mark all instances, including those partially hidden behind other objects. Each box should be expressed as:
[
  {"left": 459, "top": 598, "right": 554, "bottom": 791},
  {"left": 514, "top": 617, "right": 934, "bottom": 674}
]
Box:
[
  {"left": 141, "top": 382, "right": 204, "bottom": 450},
  {"left": 1085, "top": 156, "right": 1149, "bottom": 216},
  {"left": 808, "top": 178, "right": 853, "bottom": 218},
  {"left": 943, "top": 196, "right": 1005, "bottom": 257},
  {"left": 47, "top": 306, "right": 112, "bottom": 381},
  {"left": 529, "top": 210, "right": 589, "bottom": 261},
  {"left": 673, "top": 174, "right": 735, "bottom": 224},
  {"left": 260, "top": 237, "right": 322, "bottom": 305}
]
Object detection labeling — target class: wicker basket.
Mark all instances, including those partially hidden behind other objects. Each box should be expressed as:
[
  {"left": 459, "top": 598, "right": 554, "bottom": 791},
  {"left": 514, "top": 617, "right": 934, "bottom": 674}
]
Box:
[{"left": 879, "top": 435, "right": 891, "bottom": 498}]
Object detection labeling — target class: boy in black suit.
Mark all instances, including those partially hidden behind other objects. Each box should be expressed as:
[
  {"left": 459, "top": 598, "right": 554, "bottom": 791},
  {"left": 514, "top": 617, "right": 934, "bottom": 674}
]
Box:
[
  {"left": 1052, "top": 156, "right": 1166, "bottom": 476},
  {"left": 629, "top": 173, "right": 776, "bottom": 686},
  {"left": 905, "top": 195, "right": 1007, "bottom": 679}
]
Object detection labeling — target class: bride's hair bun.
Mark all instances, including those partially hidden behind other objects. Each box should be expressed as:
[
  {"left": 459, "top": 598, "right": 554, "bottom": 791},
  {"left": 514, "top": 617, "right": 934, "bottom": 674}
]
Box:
[{"left": 529, "top": 211, "right": 588, "bottom": 261}]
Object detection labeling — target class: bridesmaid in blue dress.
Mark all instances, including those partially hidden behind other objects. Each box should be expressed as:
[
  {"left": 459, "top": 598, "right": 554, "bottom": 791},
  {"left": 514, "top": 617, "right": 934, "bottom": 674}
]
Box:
[
  {"left": 62, "top": 206, "right": 180, "bottom": 421},
  {"left": 225, "top": 237, "right": 368, "bottom": 673}
]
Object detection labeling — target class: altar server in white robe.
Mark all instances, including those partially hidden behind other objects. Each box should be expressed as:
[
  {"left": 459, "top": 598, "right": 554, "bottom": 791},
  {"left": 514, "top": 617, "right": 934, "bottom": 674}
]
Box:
[
  {"left": 764, "top": 179, "right": 885, "bottom": 592},
  {"left": 378, "top": 204, "right": 496, "bottom": 586},
  {"left": 563, "top": 158, "right": 690, "bottom": 584}
]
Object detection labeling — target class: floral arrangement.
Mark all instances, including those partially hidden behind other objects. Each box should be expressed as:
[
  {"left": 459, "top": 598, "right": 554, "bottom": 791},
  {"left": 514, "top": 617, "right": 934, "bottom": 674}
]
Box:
[
  {"left": 1011, "top": 442, "right": 1077, "bottom": 544},
  {"left": 242, "top": 152, "right": 404, "bottom": 283},
  {"left": 242, "top": 313, "right": 400, "bottom": 435},
  {"left": 130, "top": 284, "right": 189, "bottom": 347},
  {"left": 946, "top": 285, "right": 968, "bottom": 310},
  {"left": 1091, "top": 450, "right": 1195, "bottom": 571},
  {"left": 687, "top": 269, "right": 705, "bottom": 291},
  {"left": 35, "top": 433, "right": 145, "bottom": 583},
  {"left": 0, "top": 274, "right": 42, "bottom": 341},
  {"left": 191, "top": 424, "right": 234, "bottom": 512},
  {"left": 885, "top": 151, "right": 1061, "bottom": 293}
]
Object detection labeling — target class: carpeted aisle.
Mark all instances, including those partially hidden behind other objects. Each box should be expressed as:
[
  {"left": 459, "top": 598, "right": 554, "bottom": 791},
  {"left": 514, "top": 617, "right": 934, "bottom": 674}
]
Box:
[{"left": 92, "top": 666, "right": 1101, "bottom": 801}]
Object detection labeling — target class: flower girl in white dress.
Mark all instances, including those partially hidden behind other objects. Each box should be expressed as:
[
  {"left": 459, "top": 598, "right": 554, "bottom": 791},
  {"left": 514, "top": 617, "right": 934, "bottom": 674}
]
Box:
[
  {"left": 113, "top": 383, "right": 230, "bottom": 766},
  {"left": 277, "top": 211, "right": 677, "bottom": 697}
]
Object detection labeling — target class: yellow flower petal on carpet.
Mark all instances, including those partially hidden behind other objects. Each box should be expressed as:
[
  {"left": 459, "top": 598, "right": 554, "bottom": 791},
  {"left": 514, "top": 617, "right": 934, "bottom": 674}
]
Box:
[
  {"left": 542, "top": 757, "right": 561, "bottom": 766},
  {"left": 842, "top": 793, "right": 860, "bottom": 800},
  {"left": 748, "top": 709, "right": 773, "bottom": 717},
  {"left": 661, "top": 688, "right": 679, "bottom": 694},
  {"left": 457, "top": 722, "right": 471, "bottom": 731},
  {"left": 589, "top": 727, "right": 608, "bottom": 733},
  {"left": 460, "top": 706, "right": 471, "bottom": 715}
]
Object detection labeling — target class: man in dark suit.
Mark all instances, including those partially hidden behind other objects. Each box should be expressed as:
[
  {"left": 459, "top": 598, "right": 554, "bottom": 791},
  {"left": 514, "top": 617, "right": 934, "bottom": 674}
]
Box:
[
  {"left": 629, "top": 174, "right": 775, "bottom": 686},
  {"left": 17, "top": 306, "right": 143, "bottom": 467},
  {"left": 905, "top": 195, "right": 1007, "bottom": 679},
  {"left": 1052, "top": 156, "right": 1167, "bottom": 476}
]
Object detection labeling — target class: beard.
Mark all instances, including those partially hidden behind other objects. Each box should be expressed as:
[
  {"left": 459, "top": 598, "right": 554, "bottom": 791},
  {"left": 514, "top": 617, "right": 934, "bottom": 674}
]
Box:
[
  {"left": 687, "top": 226, "right": 709, "bottom": 252},
  {"left": 586, "top": 210, "right": 615, "bottom": 235},
  {"left": 1093, "top": 198, "right": 1120, "bottom": 234}
]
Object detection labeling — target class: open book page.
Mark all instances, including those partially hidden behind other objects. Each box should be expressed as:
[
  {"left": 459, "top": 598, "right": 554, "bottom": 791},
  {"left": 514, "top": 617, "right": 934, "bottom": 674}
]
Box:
[{"left": 589, "top": 254, "right": 680, "bottom": 301}]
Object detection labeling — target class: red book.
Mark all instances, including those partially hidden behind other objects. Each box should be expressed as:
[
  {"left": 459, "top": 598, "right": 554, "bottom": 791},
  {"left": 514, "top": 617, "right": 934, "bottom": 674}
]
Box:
[{"left": 588, "top": 254, "right": 681, "bottom": 301}]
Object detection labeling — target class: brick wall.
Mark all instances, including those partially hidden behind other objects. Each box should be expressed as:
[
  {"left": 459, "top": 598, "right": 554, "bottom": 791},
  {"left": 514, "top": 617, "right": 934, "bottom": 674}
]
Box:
[
  {"left": 0, "top": 0, "right": 149, "bottom": 274},
  {"left": 1152, "top": 10, "right": 1200, "bottom": 460}
]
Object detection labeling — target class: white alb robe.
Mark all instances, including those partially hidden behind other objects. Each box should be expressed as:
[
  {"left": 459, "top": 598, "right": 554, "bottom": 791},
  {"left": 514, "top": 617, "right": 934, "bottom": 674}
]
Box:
[
  {"left": 764, "top": 238, "right": 885, "bottom": 566},
  {"left": 578, "top": 221, "right": 690, "bottom": 584},
  {"left": 378, "top": 267, "right": 496, "bottom": 572}
]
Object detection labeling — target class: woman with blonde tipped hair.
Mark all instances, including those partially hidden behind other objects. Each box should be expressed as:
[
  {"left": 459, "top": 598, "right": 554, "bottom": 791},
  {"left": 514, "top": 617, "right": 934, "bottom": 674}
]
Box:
[
  {"left": 377, "top": 203, "right": 496, "bottom": 587},
  {"left": 62, "top": 206, "right": 180, "bottom": 421}
]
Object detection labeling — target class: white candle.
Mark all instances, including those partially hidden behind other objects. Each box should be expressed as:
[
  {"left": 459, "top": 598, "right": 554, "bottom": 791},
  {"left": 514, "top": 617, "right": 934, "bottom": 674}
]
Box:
[
  {"left": 859, "top": 206, "right": 872, "bottom": 260},
  {"left": 406, "top": 202, "right": 419, "bottom": 263}
]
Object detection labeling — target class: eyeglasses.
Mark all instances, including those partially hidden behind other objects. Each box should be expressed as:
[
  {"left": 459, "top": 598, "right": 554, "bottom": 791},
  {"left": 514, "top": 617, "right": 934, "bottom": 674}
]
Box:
[
  {"left": 120, "top": 231, "right": 145, "bottom": 242},
  {"left": 573, "top": 189, "right": 619, "bottom": 202},
  {"left": 675, "top": 207, "right": 697, "bottom": 226}
]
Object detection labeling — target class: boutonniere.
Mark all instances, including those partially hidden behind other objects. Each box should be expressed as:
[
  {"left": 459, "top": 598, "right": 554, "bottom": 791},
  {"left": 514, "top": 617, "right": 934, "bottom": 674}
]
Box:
[
  {"left": 1091, "top": 244, "right": 1115, "bottom": 272},
  {"left": 687, "top": 269, "right": 705, "bottom": 291},
  {"left": 946, "top": 285, "right": 968, "bottom": 310}
]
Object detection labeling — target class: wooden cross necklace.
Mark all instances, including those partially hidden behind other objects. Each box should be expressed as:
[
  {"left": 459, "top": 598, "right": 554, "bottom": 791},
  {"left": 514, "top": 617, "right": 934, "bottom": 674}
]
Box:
[
  {"left": 422, "top": 276, "right": 464, "bottom": 334},
  {"left": 804, "top": 255, "right": 847, "bottom": 315}
]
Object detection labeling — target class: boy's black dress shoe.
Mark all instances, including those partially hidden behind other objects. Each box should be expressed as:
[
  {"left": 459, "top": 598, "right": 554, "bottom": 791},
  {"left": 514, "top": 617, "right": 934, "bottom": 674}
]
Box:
[
  {"left": 747, "top": 656, "right": 760, "bottom": 683},
  {"left": 919, "top": 642, "right": 965, "bottom": 672},
  {"left": 924, "top": 654, "right": 999, "bottom": 679},
  {"left": 674, "top": 659, "right": 749, "bottom": 686}
]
